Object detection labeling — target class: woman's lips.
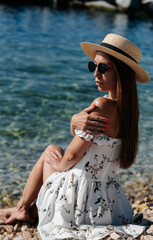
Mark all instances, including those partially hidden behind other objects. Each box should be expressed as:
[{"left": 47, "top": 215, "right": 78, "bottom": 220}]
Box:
[{"left": 95, "top": 80, "right": 103, "bottom": 86}]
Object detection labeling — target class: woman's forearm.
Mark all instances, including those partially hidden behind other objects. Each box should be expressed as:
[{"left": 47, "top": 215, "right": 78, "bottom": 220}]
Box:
[
  {"left": 58, "top": 151, "right": 79, "bottom": 172},
  {"left": 58, "top": 135, "right": 92, "bottom": 172}
]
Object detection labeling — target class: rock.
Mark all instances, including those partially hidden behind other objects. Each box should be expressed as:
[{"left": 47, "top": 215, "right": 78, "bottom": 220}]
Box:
[
  {"left": 110, "top": 232, "right": 121, "bottom": 239},
  {"left": 13, "top": 236, "right": 24, "bottom": 240},
  {"left": 148, "top": 216, "right": 153, "bottom": 222},
  {"left": 0, "top": 226, "right": 5, "bottom": 234},
  {"left": 35, "top": 231, "right": 42, "bottom": 240},
  {"left": 12, "top": 189, "right": 20, "bottom": 197},
  {"left": 32, "top": 237, "right": 38, "bottom": 240},
  {"left": 5, "top": 225, "right": 14, "bottom": 234},
  {"left": 22, "top": 230, "right": 32, "bottom": 239},
  {"left": 140, "top": 235, "right": 153, "bottom": 240},
  {"left": 147, "top": 224, "right": 153, "bottom": 235},
  {"left": 3, "top": 235, "right": 13, "bottom": 240},
  {"left": 0, "top": 225, "right": 13, "bottom": 234},
  {"left": 2, "top": 197, "right": 10, "bottom": 204},
  {"left": 14, "top": 222, "right": 21, "bottom": 232},
  {"left": 144, "top": 196, "right": 150, "bottom": 203},
  {"left": 21, "top": 224, "right": 28, "bottom": 231},
  {"left": 0, "top": 220, "right": 5, "bottom": 225},
  {"left": 4, "top": 234, "right": 14, "bottom": 240},
  {"left": 139, "top": 203, "right": 148, "bottom": 211}
]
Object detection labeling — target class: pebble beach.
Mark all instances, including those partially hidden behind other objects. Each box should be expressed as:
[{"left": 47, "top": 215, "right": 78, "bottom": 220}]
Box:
[
  {"left": 0, "top": 179, "right": 153, "bottom": 240},
  {"left": 0, "top": 3, "right": 153, "bottom": 240}
]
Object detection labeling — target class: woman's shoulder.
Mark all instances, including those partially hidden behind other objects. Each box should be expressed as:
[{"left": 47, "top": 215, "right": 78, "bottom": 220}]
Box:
[
  {"left": 90, "top": 97, "right": 119, "bottom": 138},
  {"left": 92, "top": 97, "right": 117, "bottom": 113}
]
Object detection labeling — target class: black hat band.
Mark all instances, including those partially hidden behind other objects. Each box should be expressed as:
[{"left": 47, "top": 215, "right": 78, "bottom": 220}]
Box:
[{"left": 100, "top": 42, "right": 138, "bottom": 64}]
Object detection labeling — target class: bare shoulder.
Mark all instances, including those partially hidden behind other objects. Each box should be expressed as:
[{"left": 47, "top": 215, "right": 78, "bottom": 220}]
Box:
[
  {"left": 90, "top": 97, "right": 120, "bottom": 138},
  {"left": 91, "top": 97, "right": 117, "bottom": 115}
]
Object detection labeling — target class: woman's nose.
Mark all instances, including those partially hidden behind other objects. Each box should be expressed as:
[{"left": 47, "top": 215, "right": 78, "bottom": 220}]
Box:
[{"left": 94, "top": 66, "right": 100, "bottom": 77}]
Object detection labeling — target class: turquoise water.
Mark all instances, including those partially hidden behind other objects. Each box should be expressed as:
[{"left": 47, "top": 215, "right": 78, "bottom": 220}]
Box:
[{"left": 0, "top": 5, "right": 153, "bottom": 193}]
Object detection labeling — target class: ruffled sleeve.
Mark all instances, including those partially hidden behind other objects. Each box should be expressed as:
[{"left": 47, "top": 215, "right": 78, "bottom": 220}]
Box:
[
  {"left": 75, "top": 129, "right": 121, "bottom": 147},
  {"left": 75, "top": 129, "right": 95, "bottom": 142}
]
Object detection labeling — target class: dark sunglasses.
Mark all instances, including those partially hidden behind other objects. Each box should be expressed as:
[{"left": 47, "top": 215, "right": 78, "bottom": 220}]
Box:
[{"left": 88, "top": 61, "right": 111, "bottom": 74}]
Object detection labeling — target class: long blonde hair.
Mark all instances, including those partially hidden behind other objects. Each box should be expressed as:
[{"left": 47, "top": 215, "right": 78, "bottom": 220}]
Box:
[{"left": 110, "top": 56, "right": 139, "bottom": 169}]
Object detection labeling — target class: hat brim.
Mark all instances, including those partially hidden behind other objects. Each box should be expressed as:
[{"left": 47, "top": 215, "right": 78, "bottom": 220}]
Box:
[{"left": 81, "top": 42, "right": 150, "bottom": 83}]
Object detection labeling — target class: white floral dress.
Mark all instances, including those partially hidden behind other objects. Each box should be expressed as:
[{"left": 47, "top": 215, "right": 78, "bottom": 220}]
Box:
[{"left": 36, "top": 129, "right": 145, "bottom": 240}]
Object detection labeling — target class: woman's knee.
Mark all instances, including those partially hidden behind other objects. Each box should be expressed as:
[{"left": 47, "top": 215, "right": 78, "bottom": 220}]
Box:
[
  {"left": 42, "top": 145, "right": 64, "bottom": 183},
  {"left": 43, "top": 144, "right": 64, "bottom": 163}
]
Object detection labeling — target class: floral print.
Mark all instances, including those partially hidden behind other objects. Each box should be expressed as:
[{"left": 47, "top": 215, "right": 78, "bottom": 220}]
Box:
[
  {"left": 36, "top": 130, "right": 146, "bottom": 240},
  {"left": 106, "top": 176, "right": 120, "bottom": 190},
  {"left": 85, "top": 154, "right": 104, "bottom": 180}
]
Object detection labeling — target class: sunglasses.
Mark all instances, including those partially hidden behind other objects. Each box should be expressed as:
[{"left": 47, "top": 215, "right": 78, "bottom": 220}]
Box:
[{"left": 88, "top": 61, "right": 112, "bottom": 74}]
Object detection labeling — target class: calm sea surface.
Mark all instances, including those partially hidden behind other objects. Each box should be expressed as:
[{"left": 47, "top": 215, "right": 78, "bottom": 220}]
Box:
[{"left": 0, "top": 4, "right": 153, "bottom": 193}]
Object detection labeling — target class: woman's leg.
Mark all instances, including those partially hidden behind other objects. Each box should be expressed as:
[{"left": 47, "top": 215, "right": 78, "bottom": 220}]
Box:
[{"left": 0, "top": 145, "right": 64, "bottom": 224}]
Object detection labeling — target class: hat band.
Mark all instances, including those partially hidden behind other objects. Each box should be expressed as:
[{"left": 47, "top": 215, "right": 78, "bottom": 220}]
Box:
[{"left": 100, "top": 42, "right": 138, "bottom": 64}]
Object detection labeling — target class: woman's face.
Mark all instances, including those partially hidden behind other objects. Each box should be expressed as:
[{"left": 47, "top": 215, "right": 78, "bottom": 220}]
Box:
[{"left": 94, "top": 51, "right": 118, "bottom": 99}]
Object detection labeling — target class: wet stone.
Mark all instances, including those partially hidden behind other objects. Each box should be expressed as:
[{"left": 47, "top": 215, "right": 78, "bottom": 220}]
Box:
[
  {"left": 12, "top": 189, "right": 20, "bottom": 197},
  {"left": 14, "top": 222, "right": 22, "bottom": 232},
  {"left": 0, "top": 220, "right": 5, "bottom": 225},
  {"left": 147, "top": 225, "right": 153, "bottom": 235},
  {"left": 13, "top": 236, "right": 24, "bottom": 240},
  {"left": 22, "top": 230, "right": 32, "bottom": 239},
  {"left": 21, "top": 223, "right": 29, "bottom": 231},
  {"left": 0, "top": 227, "right": 5, "bottom": 234},
  {"left": 140, "top": 235, "right": 153, "bottom": 240},
  {"left": 110, "top": 232, "right": 121, "bottom": 239}
]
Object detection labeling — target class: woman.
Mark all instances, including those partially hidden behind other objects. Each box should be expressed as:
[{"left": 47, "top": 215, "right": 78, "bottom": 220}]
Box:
[{"left": 0, "top": 33, "right": 150, "bottom": 239}]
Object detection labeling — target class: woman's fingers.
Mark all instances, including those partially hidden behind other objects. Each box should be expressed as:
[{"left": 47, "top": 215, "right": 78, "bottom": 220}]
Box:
[
  {"left": 82, "top": 116, "right": 109, "bottom": 134},
  {"left": 88, "top": 115, "right": 108, "bottom": 123},
  {"left": 45, "top": 151, "right": 59, "bottom": 164},
  {"left": 45, "top": 149, "right": 63, "bottom": 165},
  {"left": 85, "top": 118, "right": 109, "bottom": 129},
  {"left": 83, "top": 104, "right": 96, "bottom": 113},
  {"left": 55, "top": 150, "right": 63, "bottom": 160}
]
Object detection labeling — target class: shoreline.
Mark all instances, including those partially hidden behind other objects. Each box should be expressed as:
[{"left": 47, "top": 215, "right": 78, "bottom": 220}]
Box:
[{"left": 0, "top": 180, "right": 153, "bottom": 239}]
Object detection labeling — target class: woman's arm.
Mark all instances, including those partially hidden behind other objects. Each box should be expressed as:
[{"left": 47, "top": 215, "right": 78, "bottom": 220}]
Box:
[
  {"left": 51, "top": 135, "right": 92, "bottom": 172},
  {"left": 47, "top": 97, "right": 116, "bottom": 172},
  {"left": 70, "top": 104, "right": 108, "bottom": 136}
]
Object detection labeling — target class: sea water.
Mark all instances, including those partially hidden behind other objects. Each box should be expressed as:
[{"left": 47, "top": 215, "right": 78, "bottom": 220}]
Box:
[{"left": 0, "top": 5, "right": 153, "bottom": 193}]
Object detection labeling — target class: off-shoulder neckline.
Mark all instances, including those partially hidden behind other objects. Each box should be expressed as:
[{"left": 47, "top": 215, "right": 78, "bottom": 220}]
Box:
[{"left": 98, "top": 132, "right": 122, "bottom": 142}]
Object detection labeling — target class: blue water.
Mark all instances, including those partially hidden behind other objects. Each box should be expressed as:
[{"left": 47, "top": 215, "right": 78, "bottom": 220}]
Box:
[{"left": 0, "top": 5, "right": 153, "bottom": 193}]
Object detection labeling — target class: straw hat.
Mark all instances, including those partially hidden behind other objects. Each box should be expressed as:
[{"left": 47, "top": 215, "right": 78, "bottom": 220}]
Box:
[{"left": 81, "top": 33, "right": 150, "bottom": 83}]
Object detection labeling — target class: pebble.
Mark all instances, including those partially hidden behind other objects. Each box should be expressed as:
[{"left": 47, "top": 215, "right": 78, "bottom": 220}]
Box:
[
  {"left": 147, "top": 225, "right": 153, "bottom": 235},
  {"left": 13, "top": 236, "right": 24, "bottom": 240},
  {"left": 0, "top": 220, "right": 5, "bottom": 225},
  {"left": 110, "top": 232, "right": 122, "bottom": 239},
  {"left": 21, "top": 223, "right": 29, "bottom": 231},
  {"left": 14, "top": 222, "right": 21, "bottom": 232},
  {"left": 12, "top": 190, "right": 20, "bottom": 197},
  {"left": 22, "top": 230, "right": 32, "bottom": 239},
  {"left": 140, "top": 235, "right": 153, "bottom": 240}
]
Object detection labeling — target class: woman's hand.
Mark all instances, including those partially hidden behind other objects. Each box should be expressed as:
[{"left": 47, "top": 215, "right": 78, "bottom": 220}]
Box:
[
  {"left": 71, "top": 104, "right": 109, "bottom": 135},
  {"left": 44, "top": 146, "right": 64, "bottom": 172}
]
